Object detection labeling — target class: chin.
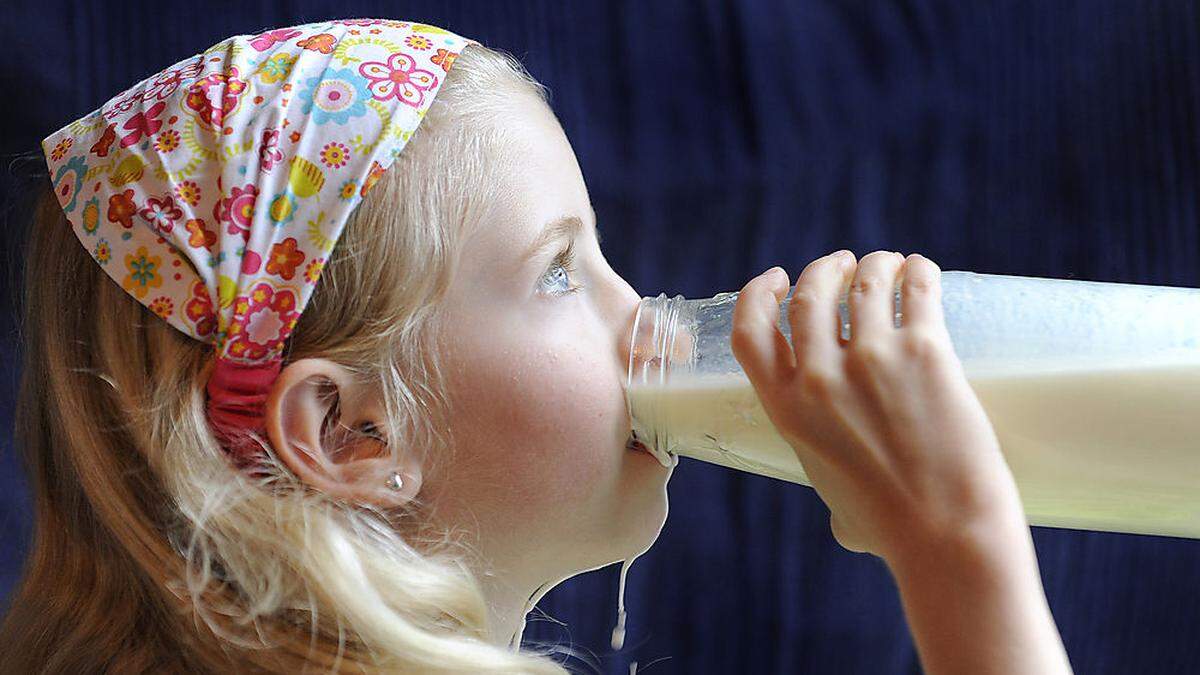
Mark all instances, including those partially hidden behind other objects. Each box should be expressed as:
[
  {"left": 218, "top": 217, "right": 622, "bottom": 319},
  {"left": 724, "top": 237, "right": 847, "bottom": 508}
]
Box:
[{"left": 612, "top": 453, "right": 675, "bottom": 558}]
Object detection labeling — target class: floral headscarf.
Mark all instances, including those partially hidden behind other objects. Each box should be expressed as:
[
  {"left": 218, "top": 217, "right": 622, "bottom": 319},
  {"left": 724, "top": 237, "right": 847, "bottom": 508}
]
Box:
[{"left": 41, "top": 18, "right": 479, "bottom": 472}]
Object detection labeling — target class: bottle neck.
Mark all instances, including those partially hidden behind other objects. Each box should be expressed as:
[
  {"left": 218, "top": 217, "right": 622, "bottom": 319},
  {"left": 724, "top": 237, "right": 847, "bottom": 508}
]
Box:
[{"left": 627, "top": 293, "right": 695, "bottom": 390}]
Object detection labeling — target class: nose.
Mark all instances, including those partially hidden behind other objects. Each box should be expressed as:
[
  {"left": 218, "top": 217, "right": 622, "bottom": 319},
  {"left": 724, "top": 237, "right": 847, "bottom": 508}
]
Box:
[{"left": 606, "top": 270, "right": 643, "bottom": 381}]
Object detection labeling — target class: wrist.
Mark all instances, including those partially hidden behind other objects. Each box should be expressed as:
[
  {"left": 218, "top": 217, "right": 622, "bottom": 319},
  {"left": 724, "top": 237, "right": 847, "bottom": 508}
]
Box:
[
  {"left": 882, "top": 506, "right": 1034, "bottom": 586},
  {"left": 879, "top": 511, "right": 1072, "bottom": 675}
]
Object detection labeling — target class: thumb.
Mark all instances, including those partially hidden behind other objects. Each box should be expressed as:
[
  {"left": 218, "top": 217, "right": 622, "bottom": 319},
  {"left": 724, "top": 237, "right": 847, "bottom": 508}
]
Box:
[{"left": 731, "top": 267, "right": 796, "bottom": 395}]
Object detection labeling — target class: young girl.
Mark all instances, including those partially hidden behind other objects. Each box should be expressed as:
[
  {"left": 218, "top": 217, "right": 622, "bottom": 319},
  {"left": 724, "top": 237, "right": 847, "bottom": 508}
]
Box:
[{"left": 0, "top": 18, "right": 1071, "bottom": 674}]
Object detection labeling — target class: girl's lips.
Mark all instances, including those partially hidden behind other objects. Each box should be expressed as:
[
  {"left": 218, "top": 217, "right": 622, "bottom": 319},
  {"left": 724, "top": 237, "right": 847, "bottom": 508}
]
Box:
[{"left": 626, "top": 432, "right": 676, "bottom": 469}]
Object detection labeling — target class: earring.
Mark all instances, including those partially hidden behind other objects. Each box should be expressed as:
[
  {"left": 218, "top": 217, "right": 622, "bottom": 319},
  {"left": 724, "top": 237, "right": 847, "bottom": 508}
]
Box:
[{"left": 385, "top": 472, "right": 404, "bottom": 491}]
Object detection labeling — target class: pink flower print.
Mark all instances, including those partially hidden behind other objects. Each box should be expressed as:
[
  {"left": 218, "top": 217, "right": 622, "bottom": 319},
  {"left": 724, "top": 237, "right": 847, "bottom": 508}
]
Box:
[
  {"left": 107, "top": 189, "right": 137, "bottom": 228},
  {"left": 49, "top": 137, "right": 73, "bottom": 162},
  {"left": 139, "top": 195, "right": 183, "bottom": 234},
  {"left": 249, "top": 28, "right": 302, "bottom": 52},
  {"left": 319, "top": 142, "right": 349, "bottom": 168},
  {"left": 184, "top": 67, "right": 248, "bottom": 130},
  {"left": 184, "top": 279, "right": 216, "bottom": 337},
  {"left": 184, "top": 218, "right": 217, "bottom": 250},
  {"left": 120, "top": 100, "right": 166, "bottom": 148},
  {"left": 213, "top": 183, "right": 259, "bottom": 243},
  {"left": 104, "top": 89, "right": 143, "bottom": 120},
  {"left": 90, "top": 123, "right": 117, "bottom": 157},
  {"left": 358, "top": 51, "right": 439, "bottom": 108},
  {"left": 227, "top": 283, "right": 300, "bottom": 360},
  {"left": 240, "top": 249, "right": 262, "bottom": 275},
  {"left": 142, "top": 58, "right": 203, "bottom": 101},
  {"left": 259, "top": 128, "right": 283, "bottom": 171},
  {"left": 266, "top": 237, "right": 305, "bottom": 280}
]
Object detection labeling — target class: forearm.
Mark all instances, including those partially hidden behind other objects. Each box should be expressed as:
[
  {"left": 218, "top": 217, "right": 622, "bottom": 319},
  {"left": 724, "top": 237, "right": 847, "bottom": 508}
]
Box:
[{"left": 885, "top": 519, "right": 1073, "bottom": 675}]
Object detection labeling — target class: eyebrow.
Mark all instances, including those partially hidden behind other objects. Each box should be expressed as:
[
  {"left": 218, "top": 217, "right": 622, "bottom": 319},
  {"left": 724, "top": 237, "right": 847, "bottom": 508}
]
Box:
[{"left": 524, "top": 205, "right": 602, "bottom": 261}]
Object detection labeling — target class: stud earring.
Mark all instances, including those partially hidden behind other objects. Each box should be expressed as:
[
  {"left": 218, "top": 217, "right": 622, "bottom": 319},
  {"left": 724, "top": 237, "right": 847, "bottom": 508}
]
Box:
[{"left": 385, "top": 472, "right": 404, "bottom": 491}]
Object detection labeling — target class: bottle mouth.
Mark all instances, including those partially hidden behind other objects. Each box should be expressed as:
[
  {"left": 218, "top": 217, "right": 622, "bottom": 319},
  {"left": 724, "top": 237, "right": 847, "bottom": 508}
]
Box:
[
  {"left": 624, "top": 294, "right": 687, "bottom": 468},
  {"left": 626, "top": 293, "right": 691, "bottom": 389}
]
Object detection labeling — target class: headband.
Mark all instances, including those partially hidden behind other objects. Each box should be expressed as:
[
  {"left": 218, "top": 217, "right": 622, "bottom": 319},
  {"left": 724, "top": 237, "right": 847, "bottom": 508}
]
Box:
[{"left": 41, "top": 19, "right": 479, "bottom": 474}]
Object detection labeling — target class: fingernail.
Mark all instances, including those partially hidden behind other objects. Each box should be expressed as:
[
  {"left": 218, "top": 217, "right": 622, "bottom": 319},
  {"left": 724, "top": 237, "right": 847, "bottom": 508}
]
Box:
[{"left": 763, "top": 266, "right": 785, "bottom": 278}]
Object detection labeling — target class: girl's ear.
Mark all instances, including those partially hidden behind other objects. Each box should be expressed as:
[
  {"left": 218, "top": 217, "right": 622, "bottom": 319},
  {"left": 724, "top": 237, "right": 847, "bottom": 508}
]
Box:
[{"left": 263, "top": 357, "right": 423, "bottom": 506}]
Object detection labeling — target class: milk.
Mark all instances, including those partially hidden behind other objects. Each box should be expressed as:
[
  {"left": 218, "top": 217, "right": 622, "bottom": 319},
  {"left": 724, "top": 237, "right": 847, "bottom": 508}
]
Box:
[{"left": 627, "top": 359, "right": 1200, "bottom": 539}]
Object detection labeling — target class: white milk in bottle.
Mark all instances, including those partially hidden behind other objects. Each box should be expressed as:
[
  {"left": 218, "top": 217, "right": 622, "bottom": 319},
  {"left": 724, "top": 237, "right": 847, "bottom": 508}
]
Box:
[{"left": 626, "top": 271, "right": 1200, "bottom": 539}]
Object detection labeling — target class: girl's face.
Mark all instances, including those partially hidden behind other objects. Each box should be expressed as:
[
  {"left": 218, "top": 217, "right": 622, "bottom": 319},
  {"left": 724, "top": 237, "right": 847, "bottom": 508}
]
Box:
[{"left": 428, "top": 93, "right": 672, "bottom": 590}]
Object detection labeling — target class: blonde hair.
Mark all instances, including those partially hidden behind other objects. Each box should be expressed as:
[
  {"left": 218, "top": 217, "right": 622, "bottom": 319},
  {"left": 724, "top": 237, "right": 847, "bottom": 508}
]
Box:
[{"left": 0, "top": 43, "right": 590, "bottom": 673}]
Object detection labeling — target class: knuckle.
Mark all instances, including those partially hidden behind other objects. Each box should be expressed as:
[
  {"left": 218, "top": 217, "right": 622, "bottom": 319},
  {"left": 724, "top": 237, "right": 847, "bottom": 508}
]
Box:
[
  {"left": 730, "top": 320, "right": 761, "bottom": 352},
  {"left": 788, "top": 288, "right": 818, "bottom": 311},
  {"left": 729, "top": 323, "right": 752, "bottom": 351},
  {"left": 846, "top": 340, "right": 889, "bottom": 372},
  {"left": 851, "top": 274, "right": 885, "bottom": 294},
  {"left": 903, "top": 272, "right": 937, "bottom": 294},
  {"left": 902, "top": 329, "right": 947, "bottom": 361},
  {"left": 799, "top": 366, "right": 837, "bottom": 398}
]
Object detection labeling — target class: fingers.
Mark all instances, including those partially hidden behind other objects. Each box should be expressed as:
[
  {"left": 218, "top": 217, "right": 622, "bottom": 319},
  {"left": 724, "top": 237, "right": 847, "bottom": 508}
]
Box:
[
  {"left": 731, "top": 266, "right": 797, "bottom": 393},
  {"left": 847, "top": 251, "right": 904, "bottom": 345},
  {"left": 898, "top": 254, "right": 946, "bottom": 333},
  {"left": 788, "top": 250, "right": 857, "bottom": 372}
]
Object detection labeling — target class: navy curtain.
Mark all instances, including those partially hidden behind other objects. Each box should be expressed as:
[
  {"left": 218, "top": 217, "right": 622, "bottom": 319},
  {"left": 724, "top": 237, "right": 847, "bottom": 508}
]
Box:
[{"left": 2, "top": 2, "right": 1198, "bottom": 673}]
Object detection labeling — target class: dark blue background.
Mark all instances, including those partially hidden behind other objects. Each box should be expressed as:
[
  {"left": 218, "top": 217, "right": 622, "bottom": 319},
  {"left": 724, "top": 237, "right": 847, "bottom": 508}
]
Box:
[{"left": 2, "top": 2, "right": 1199, "bottom": 673}]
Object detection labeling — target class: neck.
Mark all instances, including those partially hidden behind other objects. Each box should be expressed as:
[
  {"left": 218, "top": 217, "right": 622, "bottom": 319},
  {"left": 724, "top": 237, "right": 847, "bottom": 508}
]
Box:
[{"left": 478, "top": 568, "right": 567, "bottom": 649}]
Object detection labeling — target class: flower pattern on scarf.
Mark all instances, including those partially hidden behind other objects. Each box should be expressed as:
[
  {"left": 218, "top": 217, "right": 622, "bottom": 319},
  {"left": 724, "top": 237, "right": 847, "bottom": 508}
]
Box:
[
  {"left": 298, "top": 67, "right": 371, "bottom": 125},
  {"left": 358, "top": 51, "right": 439, "bottom": 107},
  {"left": 40, "top": 19, "right": 477, "bottom": 365}
]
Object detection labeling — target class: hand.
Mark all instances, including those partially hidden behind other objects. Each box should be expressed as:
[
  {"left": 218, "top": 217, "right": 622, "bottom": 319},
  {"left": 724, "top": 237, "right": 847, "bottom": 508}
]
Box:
[{"left": 730, "top": 250, "right": 1027, "bottom": 565}]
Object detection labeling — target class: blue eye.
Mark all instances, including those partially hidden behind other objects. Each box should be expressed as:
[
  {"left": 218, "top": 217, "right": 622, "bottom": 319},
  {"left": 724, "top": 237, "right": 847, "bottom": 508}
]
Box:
[{"left": 540, "top": 242, "right": 582, "bottom": 296}]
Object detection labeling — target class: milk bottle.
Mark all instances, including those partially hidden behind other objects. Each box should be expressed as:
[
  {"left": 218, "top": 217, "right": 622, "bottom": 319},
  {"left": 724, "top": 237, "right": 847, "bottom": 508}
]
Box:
[{"left": 625, "top": 271, "right": 1200, "bottom": 539}]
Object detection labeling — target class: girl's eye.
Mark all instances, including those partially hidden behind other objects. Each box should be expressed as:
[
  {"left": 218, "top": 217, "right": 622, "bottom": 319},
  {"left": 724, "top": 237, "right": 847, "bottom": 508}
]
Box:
[{"left": 539, "top": 241, "right": 583, "bottom": 296}]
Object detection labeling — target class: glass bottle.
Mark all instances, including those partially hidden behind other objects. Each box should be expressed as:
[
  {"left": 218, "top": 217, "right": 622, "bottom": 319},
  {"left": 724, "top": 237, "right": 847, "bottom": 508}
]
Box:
[{"left": 626, "top": 271, "right": 1200, "bottom": 539}]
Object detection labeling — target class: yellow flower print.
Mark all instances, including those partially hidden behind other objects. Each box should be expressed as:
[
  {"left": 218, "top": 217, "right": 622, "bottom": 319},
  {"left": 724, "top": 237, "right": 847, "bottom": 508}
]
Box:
[
  {"left": 93, "top": 239, "right": 110, "bottom": 264},
  {"left": 122, "top": 246, "right": 163, "bottom": 299},
  {"left": 153, "top": 129, "right": 180, "bottom": 153},
  {"left": 258, "top": 53, "right": 297, "bottom": 84},
  {"left": 404, "top": 35, "right": 432, "bottom": 50},
  {"left": 175, "top": 180, "right": 202, "bottom": 206},
  {"left": 319, "top": 142, "right": 350, "bottom": 169},
  {"left": 149, "top": 296, "right": 174, "bottom": 319},
  {"left": 304, "top": 258, "right": 325, "bottom": 284}
]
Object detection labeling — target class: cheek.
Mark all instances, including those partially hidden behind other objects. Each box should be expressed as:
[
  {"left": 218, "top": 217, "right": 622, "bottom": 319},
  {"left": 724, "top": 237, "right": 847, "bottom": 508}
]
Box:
[{"left": 447, "top": 338, "right": 620, "bottom": 514}]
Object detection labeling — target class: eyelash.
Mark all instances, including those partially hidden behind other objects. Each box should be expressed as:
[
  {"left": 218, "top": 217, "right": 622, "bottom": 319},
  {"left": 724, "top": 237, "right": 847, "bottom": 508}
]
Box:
[{"left": 541, "top": 241, "right": 583, "bottom": 296}]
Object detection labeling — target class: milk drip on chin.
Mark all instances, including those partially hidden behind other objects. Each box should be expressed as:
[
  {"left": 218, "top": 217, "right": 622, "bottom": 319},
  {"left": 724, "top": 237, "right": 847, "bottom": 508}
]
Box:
[{"left": 609, "top": 454, "right": 677, "bottom": 652}]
